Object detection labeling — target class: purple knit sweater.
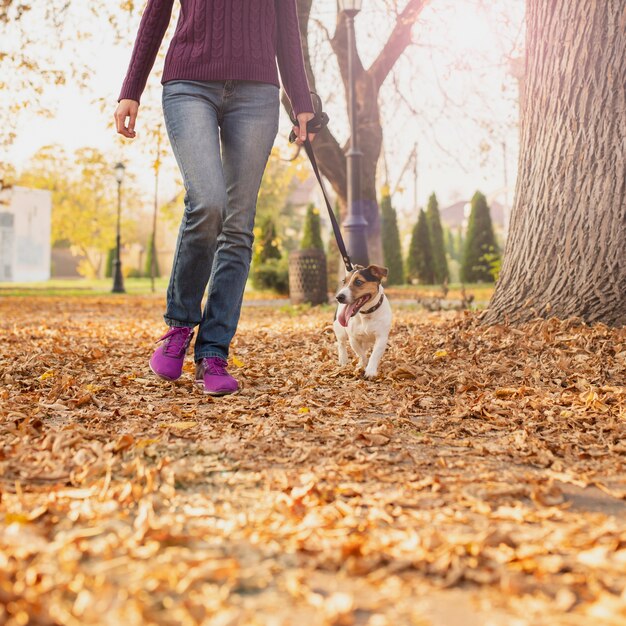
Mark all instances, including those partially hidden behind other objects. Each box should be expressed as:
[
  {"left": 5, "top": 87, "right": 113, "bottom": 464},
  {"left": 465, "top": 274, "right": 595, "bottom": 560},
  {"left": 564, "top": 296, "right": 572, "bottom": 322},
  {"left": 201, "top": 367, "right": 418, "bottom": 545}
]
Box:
[{"left": 118, "top": 0, "right": 313, "bottom": 116}]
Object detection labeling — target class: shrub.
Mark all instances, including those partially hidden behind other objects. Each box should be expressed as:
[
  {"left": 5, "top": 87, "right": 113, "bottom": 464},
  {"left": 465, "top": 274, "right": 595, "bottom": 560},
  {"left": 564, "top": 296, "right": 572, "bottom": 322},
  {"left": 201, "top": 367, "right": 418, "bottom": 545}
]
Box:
[
  {"left": 251, "top": 257, "right": 289, "bottom": 294},
  {"left": 301, "top": 203, "right": 324, "bottom": 251},
  {"left": 254, "top": 216, "right": 282, "bottom": 264},
  {"left": 125, "top": 267, "right": 143, "bottom": 279}
]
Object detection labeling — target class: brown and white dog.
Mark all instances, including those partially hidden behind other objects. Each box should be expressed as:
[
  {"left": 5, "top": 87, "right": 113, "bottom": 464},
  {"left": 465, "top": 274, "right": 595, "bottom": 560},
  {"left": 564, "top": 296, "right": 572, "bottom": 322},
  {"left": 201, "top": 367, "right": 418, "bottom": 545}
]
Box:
[{"left": 333, "top": 264, "right": 392, "bottom": 378}]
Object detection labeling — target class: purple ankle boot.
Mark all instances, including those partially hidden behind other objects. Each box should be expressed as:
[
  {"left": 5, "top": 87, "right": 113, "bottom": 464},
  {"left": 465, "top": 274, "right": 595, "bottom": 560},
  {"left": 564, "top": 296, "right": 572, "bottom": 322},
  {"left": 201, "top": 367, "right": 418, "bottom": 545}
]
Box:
[
  {"left": 149, "top": 326, "right": 194, "bottom": 381},
  {"left": 195, "top": 357, "right": 239, "bottom": 396}
]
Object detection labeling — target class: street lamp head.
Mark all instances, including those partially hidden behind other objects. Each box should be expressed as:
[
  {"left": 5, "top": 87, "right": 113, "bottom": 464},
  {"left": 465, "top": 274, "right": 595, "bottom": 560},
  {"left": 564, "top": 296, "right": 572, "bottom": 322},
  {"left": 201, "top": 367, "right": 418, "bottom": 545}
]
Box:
[
  {"left": 114, "top": 161, "right": 126, "bottom": 184},
  {"left": 339, "top": 0, "right": 362, "bottom": 16}
]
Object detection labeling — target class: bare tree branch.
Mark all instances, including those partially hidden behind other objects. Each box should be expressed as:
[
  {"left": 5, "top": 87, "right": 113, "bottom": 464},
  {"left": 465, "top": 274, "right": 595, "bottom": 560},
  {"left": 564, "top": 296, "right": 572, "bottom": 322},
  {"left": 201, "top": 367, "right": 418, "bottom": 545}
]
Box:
[
  {"left": 311, "top": 17, "right": 332, "bottom": 45},
  {"left": 368, "top": 0, "right": 430, "bottom": 90}
]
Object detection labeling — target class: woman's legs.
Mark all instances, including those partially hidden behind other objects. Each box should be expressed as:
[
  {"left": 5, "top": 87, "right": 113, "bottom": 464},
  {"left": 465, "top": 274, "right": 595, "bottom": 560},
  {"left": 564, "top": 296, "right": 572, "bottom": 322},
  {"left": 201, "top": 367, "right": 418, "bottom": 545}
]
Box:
[
  {"left": 160, "top": 79, "right": 279, "bottom": 363},
  {"left": 162, "top": 80, "right": 226, "bottom": 328},
  {"left": 194, "top": 81, "right": 279, "bottom": 362}
]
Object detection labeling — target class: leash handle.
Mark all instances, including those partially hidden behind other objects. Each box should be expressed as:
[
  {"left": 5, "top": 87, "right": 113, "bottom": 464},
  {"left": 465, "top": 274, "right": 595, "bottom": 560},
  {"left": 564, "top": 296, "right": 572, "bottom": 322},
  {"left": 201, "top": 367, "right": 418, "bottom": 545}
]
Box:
[
  {"left": 288, "top": 92, "right": 329, "bottom": 143},
  {"left": 289, "top": 93, "right": 354, "bottom": 273}
]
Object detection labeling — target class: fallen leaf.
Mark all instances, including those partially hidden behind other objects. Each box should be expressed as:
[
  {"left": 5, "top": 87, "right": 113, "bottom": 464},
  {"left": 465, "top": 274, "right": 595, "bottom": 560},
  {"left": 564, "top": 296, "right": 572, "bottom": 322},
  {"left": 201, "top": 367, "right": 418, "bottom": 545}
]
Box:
[
  {"left": 357, "top": 432, "right": 390, "bottom": 446},
  {"left": 162, "top": 421, "right": 198, "bottom": 431}
]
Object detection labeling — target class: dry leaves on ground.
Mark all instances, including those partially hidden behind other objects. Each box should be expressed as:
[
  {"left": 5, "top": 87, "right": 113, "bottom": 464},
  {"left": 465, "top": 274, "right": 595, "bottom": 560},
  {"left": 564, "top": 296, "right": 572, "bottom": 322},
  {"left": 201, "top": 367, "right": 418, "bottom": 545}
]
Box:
[{"left": 0, "top": 296, "right": 625, "bottom": 625}]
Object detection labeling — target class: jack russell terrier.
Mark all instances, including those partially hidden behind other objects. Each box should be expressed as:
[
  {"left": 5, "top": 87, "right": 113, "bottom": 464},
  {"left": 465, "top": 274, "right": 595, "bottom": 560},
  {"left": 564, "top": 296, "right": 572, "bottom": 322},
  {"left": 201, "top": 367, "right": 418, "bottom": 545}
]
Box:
[{"left": 333, "top": 264, "right": 392, "bottom": 378}]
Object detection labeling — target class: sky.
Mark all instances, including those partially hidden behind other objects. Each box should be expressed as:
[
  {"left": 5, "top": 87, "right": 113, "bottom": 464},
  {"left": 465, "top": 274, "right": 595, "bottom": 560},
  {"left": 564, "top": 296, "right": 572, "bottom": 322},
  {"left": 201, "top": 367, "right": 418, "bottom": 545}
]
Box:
[{"left": 3, "top": 0, "right": 525, "bottom": 235}]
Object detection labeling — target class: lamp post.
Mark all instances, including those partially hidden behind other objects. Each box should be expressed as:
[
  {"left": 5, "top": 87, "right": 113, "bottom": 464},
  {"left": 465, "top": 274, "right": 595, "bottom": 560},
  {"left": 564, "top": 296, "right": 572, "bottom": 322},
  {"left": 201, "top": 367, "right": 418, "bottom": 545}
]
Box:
[
  {"left": 339, "top": 0, "right": 368, "bottom": 267},
  {"left": 112, "top": 161, "right": 126, "bottom": 293}
]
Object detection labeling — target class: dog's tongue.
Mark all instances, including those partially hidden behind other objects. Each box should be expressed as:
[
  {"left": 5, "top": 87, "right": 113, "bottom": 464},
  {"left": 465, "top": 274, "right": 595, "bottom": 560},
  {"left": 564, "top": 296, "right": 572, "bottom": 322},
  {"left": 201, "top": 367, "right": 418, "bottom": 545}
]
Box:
[{"left": 338, "top": 297, "right": 366, "bottom": 327}]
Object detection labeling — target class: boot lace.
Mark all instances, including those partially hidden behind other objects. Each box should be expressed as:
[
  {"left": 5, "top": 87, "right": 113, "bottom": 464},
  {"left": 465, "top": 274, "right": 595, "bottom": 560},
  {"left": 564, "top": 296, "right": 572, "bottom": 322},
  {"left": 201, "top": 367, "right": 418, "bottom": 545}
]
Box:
[
  {"left": 158, "top": 327, "right": 192, "bottom": 357},
  {"left": 204, "top": 357, "right": 228, "bottom": 376}
]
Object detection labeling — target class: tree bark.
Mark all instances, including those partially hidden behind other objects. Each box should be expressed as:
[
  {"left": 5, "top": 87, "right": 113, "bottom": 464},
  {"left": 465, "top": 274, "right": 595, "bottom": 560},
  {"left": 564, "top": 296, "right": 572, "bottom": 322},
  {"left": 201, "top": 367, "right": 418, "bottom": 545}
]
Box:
[
  {"left": 484, "top": 0, "right": 626, "bottom": 326},
  {"left": 291, "top": 0, "right": 428, "bottom": 266}
]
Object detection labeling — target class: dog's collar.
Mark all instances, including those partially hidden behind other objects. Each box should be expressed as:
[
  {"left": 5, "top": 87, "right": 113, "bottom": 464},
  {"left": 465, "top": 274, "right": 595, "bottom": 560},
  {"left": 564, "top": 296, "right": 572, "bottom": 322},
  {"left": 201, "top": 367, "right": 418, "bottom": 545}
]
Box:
[{"left": 361, "top": 293, "right": 385, "bottom": 315}]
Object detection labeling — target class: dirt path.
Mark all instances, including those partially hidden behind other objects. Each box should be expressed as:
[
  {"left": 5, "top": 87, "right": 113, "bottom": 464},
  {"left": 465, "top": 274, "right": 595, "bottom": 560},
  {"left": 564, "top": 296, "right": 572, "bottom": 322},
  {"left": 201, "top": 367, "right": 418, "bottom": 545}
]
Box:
[{"left": 1, "top": 297, "right": 625, "bottom": 625}]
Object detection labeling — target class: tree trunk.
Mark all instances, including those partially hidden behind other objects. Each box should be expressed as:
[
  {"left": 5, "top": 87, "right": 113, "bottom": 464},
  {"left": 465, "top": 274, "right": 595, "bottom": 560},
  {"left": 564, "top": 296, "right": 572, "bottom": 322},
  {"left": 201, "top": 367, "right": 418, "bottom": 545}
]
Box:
[
  {"left": 291, "top": 0, "right": 427, "bottom": 267},
  {"left": 485, "top": 0, "right": 626, "bottom": 326}
]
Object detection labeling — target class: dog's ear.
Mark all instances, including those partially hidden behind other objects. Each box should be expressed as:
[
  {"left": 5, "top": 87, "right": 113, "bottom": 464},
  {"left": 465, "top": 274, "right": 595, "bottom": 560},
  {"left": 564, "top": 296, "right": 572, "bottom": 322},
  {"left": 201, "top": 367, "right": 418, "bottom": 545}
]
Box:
[{"left": 368, "top": 265, "right": 389, "bottom": 281}]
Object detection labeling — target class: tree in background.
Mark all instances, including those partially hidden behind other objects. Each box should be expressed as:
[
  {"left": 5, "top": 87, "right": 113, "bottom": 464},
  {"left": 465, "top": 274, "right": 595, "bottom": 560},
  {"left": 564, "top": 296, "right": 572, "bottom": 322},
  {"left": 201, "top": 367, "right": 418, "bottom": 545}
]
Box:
[
  {"left": 407, "top": 209, "right": 435, "bottom": 284},
  {"left": 18, "top": 145, "right": 140, "bottom": 278},
  {"left": 379, "top": 187, "right": 404, "bottom": 285},
  {"left": 0, "top": 0, "right": 181, "bottom": 177},
  {"left": 0, "top": 3, "right": 95, "bottom": 157},
  {"left": 3, "top": 0, "right": 525, "bottom": 264},
  {"left": 256, "top": 149, "right": 306, "bottom": 233},
  {"left": 486, "top": 0, "right": 625, "bottom": 325},
  {"left": 301, "top": 203, "right": 324, "bottom": 251},
  {"left": 254, "top": 217, "right": 282, "bottom": 264},
  {"left": 425, "top": 193, "right": 448, "bottom": 284},
  {"left": 461, "top": 191, "right": 499, "bottom": 283},
  {"left": 251, "top": 215, "right": 288, "bottom": 294},
  {"left": 292, "top": 0, "right": 431, "bottom": 264},
  {"left": 144, "top": 237, "right": 160, "bottom": 278}
]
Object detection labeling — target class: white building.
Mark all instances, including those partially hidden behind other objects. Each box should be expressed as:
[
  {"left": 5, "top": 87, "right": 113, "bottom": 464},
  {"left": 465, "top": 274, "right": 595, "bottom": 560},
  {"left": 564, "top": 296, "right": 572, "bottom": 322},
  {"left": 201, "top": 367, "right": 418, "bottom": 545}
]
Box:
[{"left": 0, "top": 185, "right": 52, "bottom": 282}]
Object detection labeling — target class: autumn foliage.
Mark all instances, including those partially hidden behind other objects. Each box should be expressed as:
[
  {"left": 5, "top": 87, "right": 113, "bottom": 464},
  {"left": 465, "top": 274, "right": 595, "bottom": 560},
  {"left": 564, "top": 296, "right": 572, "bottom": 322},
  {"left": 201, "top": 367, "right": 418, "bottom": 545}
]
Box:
[{"left": 1, "top": 297, "right": 624, "bottom": 624}]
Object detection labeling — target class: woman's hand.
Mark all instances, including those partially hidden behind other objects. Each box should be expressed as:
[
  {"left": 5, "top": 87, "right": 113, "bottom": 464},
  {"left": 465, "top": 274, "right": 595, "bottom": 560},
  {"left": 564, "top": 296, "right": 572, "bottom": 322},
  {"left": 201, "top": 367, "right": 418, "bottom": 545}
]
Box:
[
  {"left": 115, "top": 99, "right": 139, "bottom": 139},
  {"left": 293, "top": 112, "right": 316, "bottom": 145}
]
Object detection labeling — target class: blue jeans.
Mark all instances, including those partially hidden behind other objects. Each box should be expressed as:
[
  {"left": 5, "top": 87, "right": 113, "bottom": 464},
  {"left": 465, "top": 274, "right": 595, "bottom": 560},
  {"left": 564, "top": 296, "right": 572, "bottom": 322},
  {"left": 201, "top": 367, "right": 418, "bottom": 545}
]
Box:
[{"left": 161, "top": 79, "right": 279, "bottom": 361}]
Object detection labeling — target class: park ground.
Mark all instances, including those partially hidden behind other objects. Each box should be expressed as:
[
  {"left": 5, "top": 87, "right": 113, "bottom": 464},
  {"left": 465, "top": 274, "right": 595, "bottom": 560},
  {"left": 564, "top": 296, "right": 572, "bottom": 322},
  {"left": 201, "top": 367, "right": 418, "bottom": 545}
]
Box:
[
  {"left": 0, "top": 279, "right": 495, "bottom": 304},
  {"left": 0, "top": 295, "right": 625, "bottom": 625}
]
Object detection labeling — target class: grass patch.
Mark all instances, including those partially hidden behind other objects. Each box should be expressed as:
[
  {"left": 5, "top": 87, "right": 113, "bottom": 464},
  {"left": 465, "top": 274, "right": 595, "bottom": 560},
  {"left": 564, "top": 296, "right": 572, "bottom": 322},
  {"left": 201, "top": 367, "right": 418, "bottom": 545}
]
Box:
[
  {"left": 385, "top": 283, "right": 494, "bottom": 303},
  {"left": 0, "top": 278, "right": 292, "bottom": 300},
  {"left": 0, "top": 278, "right": 169, "bottom": 297},
  {"left": 0, "top": 279, "right": 494, "bottom": 307}
]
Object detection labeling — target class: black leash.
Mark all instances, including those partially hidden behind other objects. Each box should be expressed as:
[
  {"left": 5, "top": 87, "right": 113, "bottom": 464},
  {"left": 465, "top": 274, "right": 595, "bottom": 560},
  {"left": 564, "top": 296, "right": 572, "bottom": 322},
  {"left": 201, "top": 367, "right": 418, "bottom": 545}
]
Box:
[{"left": 289, "top": 94, "right": 354, "bottom": 273}]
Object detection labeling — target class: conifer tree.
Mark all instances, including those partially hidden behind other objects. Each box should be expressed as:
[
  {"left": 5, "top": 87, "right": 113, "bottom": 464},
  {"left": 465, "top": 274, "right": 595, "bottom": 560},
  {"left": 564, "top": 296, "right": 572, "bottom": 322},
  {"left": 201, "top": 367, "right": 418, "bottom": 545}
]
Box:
[
  {"left": 255, "top": 216, "right": 282, "bottom": 264},
  {"left": 300, "top": 203, "right": 324, "bottom": 251},
  {"left": 379, "top": 188, "right": 404, "bottom": 285},
  {"left": 251, "top": 216, "right": 287, "bottom": 293},
  {"left": 425, "top": 193, "right": 449, "bottom": 284},
  {"left": 407, "top": 209, "right": 435, "bottom": 284},
  {"left": 461, "top": 191, "right": 500, "bottom": 283}
]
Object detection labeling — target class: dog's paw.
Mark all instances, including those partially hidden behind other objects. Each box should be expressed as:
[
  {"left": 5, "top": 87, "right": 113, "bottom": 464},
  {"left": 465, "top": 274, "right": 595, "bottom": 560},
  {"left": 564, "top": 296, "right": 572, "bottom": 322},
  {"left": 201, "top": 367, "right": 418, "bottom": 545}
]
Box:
[{"left": 364, "top": 369, "right": 378, "bottom": 379}]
